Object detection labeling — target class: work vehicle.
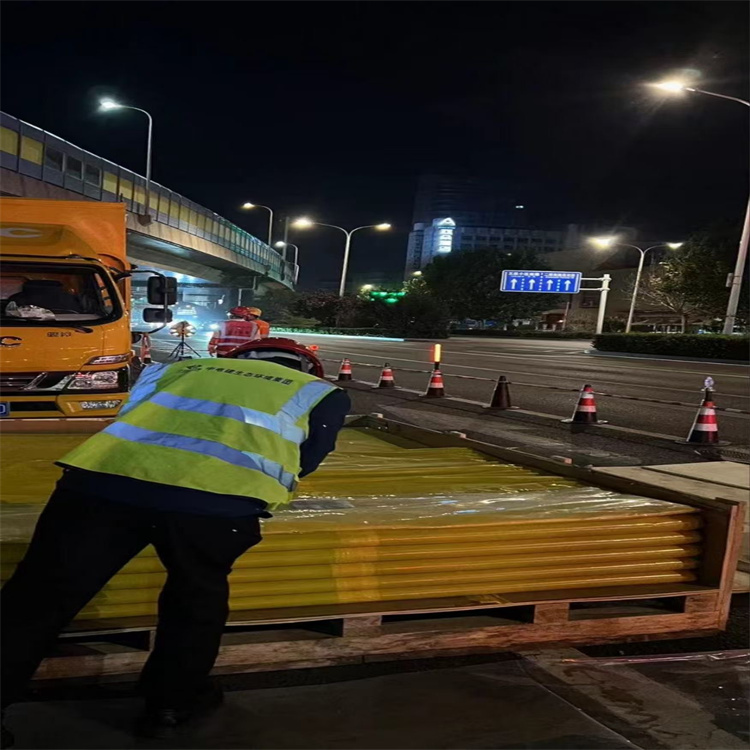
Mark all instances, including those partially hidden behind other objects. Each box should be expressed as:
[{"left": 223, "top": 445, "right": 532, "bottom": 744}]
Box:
[{"left": 0, "top": 198, "right": 174, "bottom": 421}]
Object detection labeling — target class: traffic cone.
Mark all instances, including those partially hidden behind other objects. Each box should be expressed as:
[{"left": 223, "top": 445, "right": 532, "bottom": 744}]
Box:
[
  {"left": 140, "top": 333, "right": 152, "bottom": 364},
  {"left": 337, "top": 358, "right": 353, "bottom": 382},
  {"left": 684, "top": 389, "right": 720, "bottom": 444},
  {"left": 376, "top": 363, "right": 396, "bottom": 388},
  {"left": 563, "top": 384, "right": 601, "bottom": 424},
  {"left": 424, "top": 369, "right": 445, "bottom": 398},
  {"left": 489, "top": 375, "right": 512, "bottom": 409}
]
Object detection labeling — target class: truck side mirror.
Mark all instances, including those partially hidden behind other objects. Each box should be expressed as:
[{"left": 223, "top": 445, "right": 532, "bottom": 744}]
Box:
[
  {"left": 147, "top": 276, "right": 177, "bottom": 306},
  {"left": 143, "top": 307, "right": 173, "bottom": 323}
]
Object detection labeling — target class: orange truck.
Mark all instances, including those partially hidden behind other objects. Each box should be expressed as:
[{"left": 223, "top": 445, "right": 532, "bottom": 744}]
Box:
[{"left": 0, "top": 198, "right": 174, "bottom": 422}]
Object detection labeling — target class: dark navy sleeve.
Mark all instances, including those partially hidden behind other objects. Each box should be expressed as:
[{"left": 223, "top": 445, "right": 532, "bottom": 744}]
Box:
[{"left": 299, "top": 389, "right": 351, "bottom": 478}]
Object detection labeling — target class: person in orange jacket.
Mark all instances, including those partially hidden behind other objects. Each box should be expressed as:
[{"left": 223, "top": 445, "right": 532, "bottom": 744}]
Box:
[
  {"left": 246, "top": 307, "right": 270, "bottom": 338},
  {"left": 207, "top": 307, "right": 261, "bottom": 356}
]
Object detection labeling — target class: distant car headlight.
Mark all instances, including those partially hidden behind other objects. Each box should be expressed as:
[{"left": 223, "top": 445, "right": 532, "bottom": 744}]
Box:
[{"left": 68, "top": 371, "right": 120, "bottom": 390}]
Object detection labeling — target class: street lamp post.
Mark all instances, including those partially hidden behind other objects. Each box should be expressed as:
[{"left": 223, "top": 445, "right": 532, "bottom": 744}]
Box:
[
  {"left": 275, "top": 241, "right": 299, "bottom": 283},
  {"left": 590, "top": 238, "right": 683, "bottom": 333},
  {"left": 291, "top": 218, "right": 391, "bottom": 297},
  {"left": 651, "top": 80, "right": 750, "bottom": 334},
  {"left": 241, "top": 203, "right": 274, "bottom": 246},
  {"left": 99, "top": 99, "right": 154, "bottom": 216}
]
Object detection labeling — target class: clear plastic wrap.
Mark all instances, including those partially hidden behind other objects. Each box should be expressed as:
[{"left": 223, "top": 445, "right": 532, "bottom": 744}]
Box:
[{"left": 1, "top": 427, "right": 704, "bottom": 619}]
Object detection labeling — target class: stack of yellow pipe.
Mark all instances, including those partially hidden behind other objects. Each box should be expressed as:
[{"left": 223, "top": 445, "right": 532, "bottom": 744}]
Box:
[{"left": 0, "top": 428, "right": 701, "bottom": 620}]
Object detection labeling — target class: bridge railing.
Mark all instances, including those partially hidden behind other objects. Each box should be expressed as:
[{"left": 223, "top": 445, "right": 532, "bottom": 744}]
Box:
[{"left": 0, "top": 112, "right": 295, "bottom": 287}]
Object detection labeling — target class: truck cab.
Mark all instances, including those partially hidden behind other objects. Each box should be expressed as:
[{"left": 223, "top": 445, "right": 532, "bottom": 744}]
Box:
[{"left": 0, "top": 199, "right": 170, "bottom": 421}]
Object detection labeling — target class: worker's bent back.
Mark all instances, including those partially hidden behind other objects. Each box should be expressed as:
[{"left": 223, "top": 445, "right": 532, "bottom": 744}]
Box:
[{"left": 58, "top": 359, "right": 339, "bottom": 509}]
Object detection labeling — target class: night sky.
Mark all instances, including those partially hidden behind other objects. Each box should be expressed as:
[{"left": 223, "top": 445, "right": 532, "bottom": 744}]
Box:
[{"left": 2, "top": 2, "right": 748, "bottom": 288}]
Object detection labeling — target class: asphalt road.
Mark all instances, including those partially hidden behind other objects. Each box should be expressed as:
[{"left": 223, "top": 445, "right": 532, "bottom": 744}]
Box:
[{"left": 149, "top": 332, "right": 750, "bottom": 445}]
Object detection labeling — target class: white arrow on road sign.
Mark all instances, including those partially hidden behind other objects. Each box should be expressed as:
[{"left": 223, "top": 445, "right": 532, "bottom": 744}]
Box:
[
  {"left": 546, "top": 280, "right": 553, "bottom": 290},
  {"left": 564, "top": 280, "right": 571, "bottom": 290},
  {"left": 511, "top": 279, "right": 518, "bottom": 289},
  {"left": 529, "top": 279, "right": 536, "bottom": 290}
]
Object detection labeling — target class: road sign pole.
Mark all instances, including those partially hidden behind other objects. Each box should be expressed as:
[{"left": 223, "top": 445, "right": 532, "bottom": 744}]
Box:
[{"left": 595, "top": 274, "right": 611, "bottom": 335}]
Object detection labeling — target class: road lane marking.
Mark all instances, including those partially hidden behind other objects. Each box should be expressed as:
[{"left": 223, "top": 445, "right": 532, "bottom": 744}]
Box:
[{"left": 319, "top": 347, "right": 750, "bottom": 400}]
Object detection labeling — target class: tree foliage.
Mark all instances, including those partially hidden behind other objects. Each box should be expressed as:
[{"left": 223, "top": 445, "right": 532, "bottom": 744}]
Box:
[
  {"left": 636, "top": 223, "right": 747, "bottom": 330},
  {"left": 422, "top": 248, "right": 557, "bottom": 323}
]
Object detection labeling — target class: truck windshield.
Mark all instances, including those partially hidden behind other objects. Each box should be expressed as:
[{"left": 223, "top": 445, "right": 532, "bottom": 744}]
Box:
[{"left": 0, "top": 263, "right": 121, "bottom": 325}]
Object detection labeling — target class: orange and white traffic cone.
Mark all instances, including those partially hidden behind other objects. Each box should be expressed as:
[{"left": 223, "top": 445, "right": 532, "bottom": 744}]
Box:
[
  {"left": 489, "top": 375, "right": 512, "bottom": 409},
  {"left": 376, "top": 363, "right": 396, "bottom": 388},
  {"left": 337, "top": 358, "right": 353, "bottom": 382},
  {"left": 140, "top": 333, "right": 152, "bottom": 364},
  {"left": 424, "top": 368, "right": 445, "bottom": 398},
  {"left": 684, "top": 389, "right": 720, "bottom": 444},
  {"left": 563, "top": 384, "right": 603, "bottom": 424}
]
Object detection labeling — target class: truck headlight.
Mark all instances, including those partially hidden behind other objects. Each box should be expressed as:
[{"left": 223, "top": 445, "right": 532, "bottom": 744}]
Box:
[{"left": 68, "top": 371, "right": 120, "bottom": 390}]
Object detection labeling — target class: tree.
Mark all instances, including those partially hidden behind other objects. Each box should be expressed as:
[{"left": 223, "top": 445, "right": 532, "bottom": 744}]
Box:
[
  {"left": 635, "top": 223, "right": 748, "bottom": 331},
  {"left": 422, "top": 248, "right": 557, "bottom": 325},
  {"left": 255, "top": 288, "right": 299, "bottom": 323},
  {"left": 368, "top": 278, "right": 450, "bottom": 337},
  {"left": 293, "top": 291, "right": 370, "bottom": 328}
]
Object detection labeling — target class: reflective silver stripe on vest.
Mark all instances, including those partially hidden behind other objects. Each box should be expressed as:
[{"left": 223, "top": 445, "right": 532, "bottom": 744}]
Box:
[
  {"left": 281, "top": 380, "right": 338, "bottom": 421},
  {"left": 149, "top": 391, "right": 306, "bottom": 443},
  {"left": 120, "top": 363, "right": 169, "bottom": 416},
  {"left": 103, "top": 421, "right": 297, "bottom": 490}
]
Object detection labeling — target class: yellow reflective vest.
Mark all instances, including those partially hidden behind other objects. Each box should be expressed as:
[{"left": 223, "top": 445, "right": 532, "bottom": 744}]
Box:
[{"left": 60, "top": 359, "right": 340, "bottom": 509}]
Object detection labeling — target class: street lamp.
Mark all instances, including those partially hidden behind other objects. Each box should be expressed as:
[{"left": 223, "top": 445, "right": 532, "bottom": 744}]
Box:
[
  {"left": 291, "top": 218, "right": 391, "bottom": 296},
  {"left": 590, "top": 237, "right": 683, "bottom": 333},
  {"left": 98, "top": 98, "right": 154, "bottom": 215},
  {"left": 650, "top": 79, "right": 750, "bottom": 334},
  {"left": 361, "top": 284, "right": 374, "bottom": 292},
  {"left": 241, "top": 203, "right": 274, "bottom": 246},
  {"left": 412, "top": 270, "right": 423, "bottom": 277},
  {"left": 274, "top": 241, "right": 299, "bottom": 266}
]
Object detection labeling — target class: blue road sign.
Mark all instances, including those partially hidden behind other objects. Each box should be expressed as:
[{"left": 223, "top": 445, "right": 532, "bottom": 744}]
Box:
[{"left": 500, "top": 270, "right": 582, "bottom": 294}]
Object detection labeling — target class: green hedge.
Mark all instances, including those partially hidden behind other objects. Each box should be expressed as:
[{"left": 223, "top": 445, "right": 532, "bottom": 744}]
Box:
[
  {"left": 593, "top": 333, "right": 749, "bottom": 360},
  {"left": 450, "top": 329, "right": 594, "bottom": 340}
]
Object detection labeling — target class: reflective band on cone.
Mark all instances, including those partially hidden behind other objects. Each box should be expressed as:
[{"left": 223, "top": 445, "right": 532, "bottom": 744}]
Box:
[
  {"left": 685, "top": 390, "right": 720, "bottom": 444},
  {"left": 377, "top": 363, "right": 396, "bottom": 388},
  {"left": 337, "top": 358, "right": 353, "bottom": 382},
  {"left": 140, "top": 334, "right": 152, "bottom": 365},
  {"left": 563, "top": 384, "right": 600, "bottom": 425},
  {"left": 424, "top": 369, "right": 445, "bottom": 398}
]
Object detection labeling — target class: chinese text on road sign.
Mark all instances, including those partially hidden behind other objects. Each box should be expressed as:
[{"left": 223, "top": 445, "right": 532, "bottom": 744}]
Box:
[{"left": 500, "top": 270, "right": 582, "bottom": 294}]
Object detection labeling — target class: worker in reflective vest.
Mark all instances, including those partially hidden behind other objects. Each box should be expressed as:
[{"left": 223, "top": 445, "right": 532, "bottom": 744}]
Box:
[
  {"left": 245, "top": 306, "right": 270, "bottom": 338},
  {"left": 0, "top": 342, "right": 350, "bottom": 743},
  {"left": 207, "top": 306, "right": 261, "bottom": 356}
]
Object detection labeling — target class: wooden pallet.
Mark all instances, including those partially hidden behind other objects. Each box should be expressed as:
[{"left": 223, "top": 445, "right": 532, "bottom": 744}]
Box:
[{"left": 31, "top": 416, "right": 746, "bottom": 683}]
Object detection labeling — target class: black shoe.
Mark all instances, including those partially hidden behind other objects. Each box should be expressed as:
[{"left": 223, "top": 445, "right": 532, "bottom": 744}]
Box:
[
  {"left": 135, "top": 685, "right": 224, "bottom": 739},
  {"left": 1, "top": 724, "right": 14, "bottom": 750}
]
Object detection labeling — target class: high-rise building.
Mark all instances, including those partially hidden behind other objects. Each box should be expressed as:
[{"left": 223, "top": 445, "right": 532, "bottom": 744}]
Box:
[
  {"left": 412, "top": 174, "right": 528, "bottom": 228},
  {"left": 404, "top": 174, "right": 637, "bottom": 277}
]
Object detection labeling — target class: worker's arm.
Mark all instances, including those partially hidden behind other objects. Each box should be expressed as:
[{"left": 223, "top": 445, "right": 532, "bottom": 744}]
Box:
[
  {"left": 208, "top": 328, "right": 220, "bottom": 354},
  {"left": 299, "top": 389, "right": 351, "bottom": 478}
]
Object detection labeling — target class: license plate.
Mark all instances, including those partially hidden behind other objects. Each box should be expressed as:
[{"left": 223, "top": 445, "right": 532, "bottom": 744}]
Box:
[{"left": 0, "top": 402, "right": 10, "bottom": 418}]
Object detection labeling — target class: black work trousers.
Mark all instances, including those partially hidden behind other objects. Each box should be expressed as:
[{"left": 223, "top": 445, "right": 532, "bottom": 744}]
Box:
[{"left": 1, "top": 486, "right": 261, "bottom": 710}]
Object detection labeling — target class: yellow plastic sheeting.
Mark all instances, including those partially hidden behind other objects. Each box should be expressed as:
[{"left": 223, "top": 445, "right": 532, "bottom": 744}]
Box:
[
  {"left": 0, "top": 435, "right": 87, "bottom": 504},
  {"left": 72, "top": 558, "right": 701, "bottom": 607},
  {"left": 5, "top": 544, "right": 699, "bottom": 590},
  {"left": 0, "top": 512, "right": 702, "bottom": 561},
  {"left": 78, "top": 571, "right": 697, "bottom": 619}
]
